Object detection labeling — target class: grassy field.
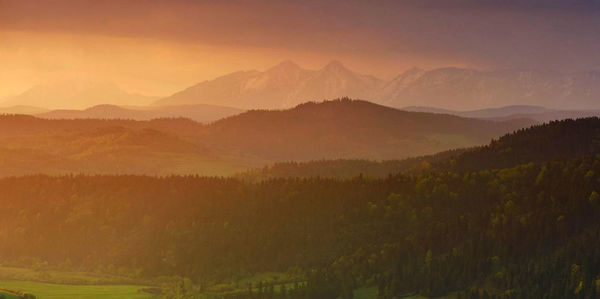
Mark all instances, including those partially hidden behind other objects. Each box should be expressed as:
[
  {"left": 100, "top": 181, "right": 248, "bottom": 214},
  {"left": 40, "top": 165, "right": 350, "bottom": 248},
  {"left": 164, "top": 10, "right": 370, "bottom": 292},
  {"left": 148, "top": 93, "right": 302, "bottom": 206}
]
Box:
[
  {"left": 353, "top": 287, "right": 378, "bottom": 299},
  {"left": 0, "top": 267, "right": 459, "bottom": 299},
  {"left": 0, "top": 266, "right": 142, "bottom": 285},
  {"left": 0, "top": 266, "right": 153, "bottom": 299},
  {"left": 0, "top": 280, "right": 152, "bottom": 299},
  {"left": 204, "top": 271, "right": 303, "bottom": 296},
  {"left": 353, "top": 287, "right": 457, "bottom": 299},
  {"left": 0, "top": 290, "right": 22, "bottom": 299}
]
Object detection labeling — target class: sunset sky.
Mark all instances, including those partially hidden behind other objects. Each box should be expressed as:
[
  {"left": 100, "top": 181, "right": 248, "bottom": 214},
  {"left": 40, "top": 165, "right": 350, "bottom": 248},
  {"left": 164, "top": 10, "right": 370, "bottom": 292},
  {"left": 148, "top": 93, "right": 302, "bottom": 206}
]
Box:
[{"left": 1, "top": 0, "right": 599, "bottom": 98}]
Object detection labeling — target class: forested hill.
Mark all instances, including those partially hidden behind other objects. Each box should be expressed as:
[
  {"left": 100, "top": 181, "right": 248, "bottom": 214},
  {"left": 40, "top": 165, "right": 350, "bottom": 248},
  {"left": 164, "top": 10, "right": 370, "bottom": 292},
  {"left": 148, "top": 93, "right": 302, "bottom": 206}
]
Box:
[
  {"left": 205, "top": 98, "right": 534, "bottom": 160},
  {"left": 235, "top": 149, "right": 463, "bottom": 181},
  {"left": 2, "top": 118, "right": 600, "bottom": 299},
  {"left": 444, "top": 117, "right": 600, "bottom": 172},
  {"left": 240, "top": 118, "right": 600, "bottom": 180},
  {"left": 0, "top": 99, "right": 534, "bottom": 177}
]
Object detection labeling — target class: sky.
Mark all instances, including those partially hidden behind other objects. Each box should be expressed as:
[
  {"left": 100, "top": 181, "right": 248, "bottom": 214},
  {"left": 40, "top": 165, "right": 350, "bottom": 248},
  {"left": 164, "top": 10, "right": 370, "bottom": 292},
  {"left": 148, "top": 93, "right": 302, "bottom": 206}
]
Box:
[{"left": 1, "top": 0, "right": 600, "bottom": 98}]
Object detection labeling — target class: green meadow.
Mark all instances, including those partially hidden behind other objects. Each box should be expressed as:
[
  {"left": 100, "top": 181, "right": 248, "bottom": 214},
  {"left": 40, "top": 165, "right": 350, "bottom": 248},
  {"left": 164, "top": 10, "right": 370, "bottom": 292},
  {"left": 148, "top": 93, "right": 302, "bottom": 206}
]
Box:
[
  {"left": 0, "top": 280, "right": 151, "bottom": 299},
  {"left": 0, "top": 290, "right": 22, "bottom": 299},
  {"left": 0, "top": 266, "right": 152, "bottom": 299},
  {"left": 353, "top": 287, "right": 457, "bottom": 299}
]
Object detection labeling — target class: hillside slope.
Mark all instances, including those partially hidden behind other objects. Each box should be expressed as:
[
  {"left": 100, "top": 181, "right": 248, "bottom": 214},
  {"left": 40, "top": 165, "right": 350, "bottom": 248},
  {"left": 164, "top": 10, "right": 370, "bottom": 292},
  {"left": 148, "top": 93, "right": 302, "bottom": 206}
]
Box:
[
  {"left": 1, "top": 118, "right": 600, "bottom": 299},
  {"left": 203, "top": 99, "right": 534, "bottom": 161},
  {"left": 37, "top": 103, "right": 244, "bottom": 123},
  {"left": 0, "top": 99, "right": 535, "bottom": 177}
]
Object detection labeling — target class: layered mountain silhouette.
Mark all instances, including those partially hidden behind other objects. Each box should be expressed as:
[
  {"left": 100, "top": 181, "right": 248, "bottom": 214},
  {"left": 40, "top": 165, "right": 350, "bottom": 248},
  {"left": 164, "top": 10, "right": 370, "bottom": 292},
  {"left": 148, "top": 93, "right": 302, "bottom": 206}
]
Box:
[
  {"left": 378, "top": 68, "right": 600, "bottom": 110},
  {"left": 403, "top": 105, "right": 600, "bottom": 122},
  {"left": 403, "top": 105, "right": 552, "bottom": 118},
  {"left": 7, "top": 61, "right": 600, "bottom": 112},
  {"left": 1, "top": 80, "right": 157, "bottom": 109},
  {"left": 0, "top": 99, "right": 535, "bottom": 177},
  {"left": 156, "top": 61, "right": 600, "bottom": 110},
  {"left": 37, "top": 103, "right": 243, "bottom": 123},
  {"left": 155, "top": 60, "right": 383, "bottom": 109},
  {"left": 0, "top": 105, "right": 50, "bottom": 115}
]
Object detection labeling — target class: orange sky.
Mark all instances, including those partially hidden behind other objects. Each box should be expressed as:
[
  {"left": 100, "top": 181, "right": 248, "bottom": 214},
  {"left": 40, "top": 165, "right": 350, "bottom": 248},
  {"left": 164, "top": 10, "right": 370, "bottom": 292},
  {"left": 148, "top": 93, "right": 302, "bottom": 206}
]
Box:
[
  {"left": 0, "top": 30, "right": 449, "bottom": 98},
  {"left": 1, "top": 0, "right": 599, "bottom": 98}
]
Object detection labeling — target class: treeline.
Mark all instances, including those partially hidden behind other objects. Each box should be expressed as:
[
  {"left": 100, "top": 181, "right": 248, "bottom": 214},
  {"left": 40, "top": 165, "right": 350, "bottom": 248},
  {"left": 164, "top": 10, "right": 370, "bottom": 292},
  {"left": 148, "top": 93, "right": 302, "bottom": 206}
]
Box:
[
  {"left": 444, "top": 117, "right": 600, "bottom": 172},
  {"left": 236, "top": 149, "right": 464, "bottom": 182},
  {"left": 1, "top": 118, "right": 600, "bottom": 298},
  {"left": 0, "top": 99, "right": 534, "bottom": 178},
  {"left": 239, "top": 118, "right": 600, "bottom": 181},
  {"left": 236, "top": 159, "right": 424, "bottom": 182}
]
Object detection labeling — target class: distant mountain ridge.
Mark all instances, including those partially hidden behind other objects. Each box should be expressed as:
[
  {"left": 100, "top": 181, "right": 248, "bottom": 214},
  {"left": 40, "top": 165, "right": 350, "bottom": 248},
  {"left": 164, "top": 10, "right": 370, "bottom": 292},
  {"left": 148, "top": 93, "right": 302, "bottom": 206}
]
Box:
[
  {"left": 403, "top": 105, "right": 600, "bottom": 122},
  {"left": 379, "top": 68, "right": 600, "bottom": 110},
  {"left": 403, "top": 105, "right": 553, "bottom": 118},
  {"left": 7, "top": 62, "right": 600, "bottom": 113},
  {"left": 155, "top": 60, "right": 383, "bottom": 109},
  {"left": 156, "top": 61, "right": 600, "bottom": 110},
  {"left": 1, "top": 80, "right": 157, "bottom": 109},
  {"left": 37, "top": 103, "right": 244, "bottom": 123},
  {"left": 0, "top": 105, "right": 50, "bottom": 115}
]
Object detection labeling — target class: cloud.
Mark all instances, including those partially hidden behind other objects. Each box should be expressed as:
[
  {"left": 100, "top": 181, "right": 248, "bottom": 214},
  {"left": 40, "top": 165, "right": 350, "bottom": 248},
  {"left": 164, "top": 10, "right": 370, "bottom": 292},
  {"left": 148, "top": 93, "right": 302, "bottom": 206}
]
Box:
[{"left": 2, "top": 0, "right": 599, "bottom": 71}]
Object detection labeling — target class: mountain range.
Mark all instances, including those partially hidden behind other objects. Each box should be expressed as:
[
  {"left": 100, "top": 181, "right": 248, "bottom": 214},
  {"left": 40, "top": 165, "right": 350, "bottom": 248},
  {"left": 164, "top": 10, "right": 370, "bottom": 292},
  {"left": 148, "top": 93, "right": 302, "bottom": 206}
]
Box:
[
  {"left": 4, "top": 61, "right": 600, "bottom": 112},
  {"left": 0, "top": 99, "right": 534, "bottom": 177},
  {"left": 154, "top": 61, "right": 600, "bottom": 110},
  {"left": 154, "top": 60, "right": 382, "bottom": 109}
]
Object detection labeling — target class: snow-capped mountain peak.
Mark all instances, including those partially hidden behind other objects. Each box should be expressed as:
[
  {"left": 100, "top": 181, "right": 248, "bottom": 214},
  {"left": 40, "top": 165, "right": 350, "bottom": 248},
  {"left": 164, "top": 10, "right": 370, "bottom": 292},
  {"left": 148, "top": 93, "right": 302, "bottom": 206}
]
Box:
[{"left": 155, "top": 61, "right": 600, "bottom": 110}]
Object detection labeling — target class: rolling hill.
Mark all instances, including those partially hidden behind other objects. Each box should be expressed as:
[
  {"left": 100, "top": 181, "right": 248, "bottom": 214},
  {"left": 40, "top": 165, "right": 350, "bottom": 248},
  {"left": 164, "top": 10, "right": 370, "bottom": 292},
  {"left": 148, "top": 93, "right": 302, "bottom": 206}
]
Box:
[
  {"left": 202, "top": 98, "right": 535, "bottom": 161},
  {"left": 403, "top": 105, "right": 600, "bottom": 122},
  {"left": 0, "top": 99, "right": 535, "bottom": 177},
  {"left": 0, "top": 105, "right": 49, "bottom": 115},
  {"left": 37, "top": 103, "right": 244, "bottom": 123},
  {"left": 2, "top": 118, "right": 600, "bottom": 298},
  {"left": 402, "top": 105, "right": 553, "bottom": 118},
  {"left": 1, "top": 80, "right": 157, "bottom": 109}
]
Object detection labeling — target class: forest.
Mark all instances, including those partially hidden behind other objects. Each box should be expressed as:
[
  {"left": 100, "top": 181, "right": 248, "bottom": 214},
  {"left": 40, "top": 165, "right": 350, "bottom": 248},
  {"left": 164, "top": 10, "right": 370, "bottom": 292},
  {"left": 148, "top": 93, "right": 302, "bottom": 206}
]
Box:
[
  {"left": 0, "top": 99, "right": 531, "bottom": 177},
  {"left": 1, "top": 118, "right": 600, "bottom": 298}
]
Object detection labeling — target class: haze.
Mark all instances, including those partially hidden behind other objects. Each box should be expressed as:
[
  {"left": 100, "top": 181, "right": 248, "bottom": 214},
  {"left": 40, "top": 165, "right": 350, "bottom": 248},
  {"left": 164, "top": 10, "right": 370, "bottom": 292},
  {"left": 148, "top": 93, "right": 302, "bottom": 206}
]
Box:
[
  {"left": 5, "top": 1, "right": 600, "bottom": 299},
  {"left": 2, "top": 0, "right": 599, "bottom": 105}
]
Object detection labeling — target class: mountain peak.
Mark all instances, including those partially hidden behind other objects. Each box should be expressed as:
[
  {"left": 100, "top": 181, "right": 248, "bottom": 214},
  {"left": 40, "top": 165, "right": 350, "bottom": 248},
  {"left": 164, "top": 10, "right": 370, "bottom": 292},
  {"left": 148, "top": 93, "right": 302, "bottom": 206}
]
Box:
[
  {"left": 268, "top": 60, "right": 301, "bottom": 71},
  {"left": 265, "top": 60, "right": 307, "bottom": 77},
  {"left": 322, "top": 60, "right": 349, "bottom": 72}
]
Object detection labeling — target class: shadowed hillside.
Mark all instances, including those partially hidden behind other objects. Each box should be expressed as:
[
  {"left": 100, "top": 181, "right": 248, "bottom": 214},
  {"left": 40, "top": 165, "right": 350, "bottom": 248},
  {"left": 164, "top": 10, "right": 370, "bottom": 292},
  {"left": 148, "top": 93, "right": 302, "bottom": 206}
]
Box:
[
  {"left": 0, "top": 99, "right": 534, "bottom": 177},
  {"left": 204, "top": 99, "right": 534, "bottom": 161},
  {"left": 240, "top": 118, "right": 600, "bottom": 181},
  {"left": 1, "top": 118, "right": 600, "bottom": 299}
]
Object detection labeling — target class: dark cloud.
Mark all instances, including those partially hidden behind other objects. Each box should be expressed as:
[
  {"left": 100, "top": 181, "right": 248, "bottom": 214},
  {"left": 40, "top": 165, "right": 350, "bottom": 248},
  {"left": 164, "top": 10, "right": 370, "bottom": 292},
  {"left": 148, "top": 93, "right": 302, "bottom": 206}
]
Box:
[{"left": 1, "top": 0, "right": 599, "bottom": 71}]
